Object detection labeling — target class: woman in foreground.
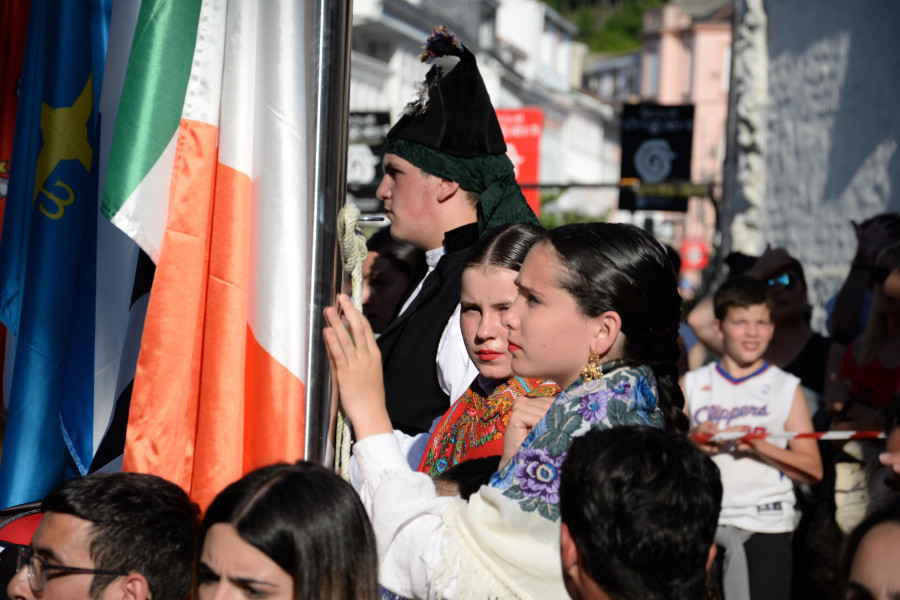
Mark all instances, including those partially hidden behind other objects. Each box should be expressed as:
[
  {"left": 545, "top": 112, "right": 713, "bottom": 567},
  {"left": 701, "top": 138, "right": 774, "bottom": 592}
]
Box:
[
  {"left": 325, "top": 222, "right": 689, "bottom": 599},
  {"left": 195, "top": 462, "right": 378, "bottom": 600}
]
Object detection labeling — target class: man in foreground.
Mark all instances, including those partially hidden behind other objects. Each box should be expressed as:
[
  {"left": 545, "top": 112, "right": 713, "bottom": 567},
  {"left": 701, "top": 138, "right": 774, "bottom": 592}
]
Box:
[
  {"left": 7, "top": 472, "right": 198, "bottom": 600},
  {"left": 559, "top": 426, "right": 723, "bottom": 600}
]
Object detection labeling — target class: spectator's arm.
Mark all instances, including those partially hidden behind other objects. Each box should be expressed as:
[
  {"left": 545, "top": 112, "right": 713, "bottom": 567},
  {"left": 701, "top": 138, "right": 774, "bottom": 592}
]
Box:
[
  {"left": 831, "top": 219, "right": 894, "bottom": 344},
  {"left": 687, "top": 340, "right": 709, "bottom": 370},
  {"left": 822, "top": 342, "right": 848, "bottom": 413},
  {"left": 831, "top": 403, "right": 885, "bottom": 433},
  {"left": 738, "top": 384, "right": 823, "bottom": 485},
  {"left": 685, "top": 295, "right": 723, "bottom": 356}
]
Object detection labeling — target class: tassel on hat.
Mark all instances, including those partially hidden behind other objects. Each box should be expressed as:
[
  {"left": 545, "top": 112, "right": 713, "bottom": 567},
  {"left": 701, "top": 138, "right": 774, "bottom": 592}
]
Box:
[
  {"left": 420, "top": 25, "right": 466, "bottom": 62},
  {"left": 387, "top": 26, "right": 507, "bottom": 159}
]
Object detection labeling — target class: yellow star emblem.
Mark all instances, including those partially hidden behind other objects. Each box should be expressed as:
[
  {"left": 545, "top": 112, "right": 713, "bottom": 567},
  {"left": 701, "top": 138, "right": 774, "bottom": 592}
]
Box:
[{"left": 33, "top": 75, "right": 93, "bottom": 203}]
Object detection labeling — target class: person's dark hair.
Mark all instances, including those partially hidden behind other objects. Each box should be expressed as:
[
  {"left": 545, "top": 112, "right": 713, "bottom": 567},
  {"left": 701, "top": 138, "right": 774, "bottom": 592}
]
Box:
[
  {"left": 664, "top": 244, "right": 682, "bottom": 276},
  {"left": 367, "top": 226, "right": 424, "bottom": 280},
  {"left": 199, "top": 462, "right": 378, "bottom": 600},
  {"left": 544, "top": 222, "right": 689, "bottom": 433},
  {"left": 840, "top": 502, "right": 900, "bottom": 592},
  {"left": 724, "top": 252, "right": 807, "bottom": 289},
  {"left": 787, "top": 256, "right": 807, "bottom": 289},
  {"left": 861, "top": 212, "right": 900, "bottom": 238},
  {"left": 463, "top": 222, "right": 545, "bottom": 272},
  {"left": 712, "top": 275, "right": 774, "bottom": 321},
  {"left": 560, "top": 426, "right": 722, "bottom": 600},
  {"left": 41, "top": 472, "right": 200, "bottom": 600},
  {"left": 434, "top": 455, "right": 501, "bottom": 499}
]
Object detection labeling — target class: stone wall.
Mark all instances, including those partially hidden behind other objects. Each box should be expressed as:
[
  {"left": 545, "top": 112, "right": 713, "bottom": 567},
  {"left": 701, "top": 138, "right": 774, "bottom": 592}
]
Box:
[{"left": 736, "top": 0, "right": 900, "bottom": 332}]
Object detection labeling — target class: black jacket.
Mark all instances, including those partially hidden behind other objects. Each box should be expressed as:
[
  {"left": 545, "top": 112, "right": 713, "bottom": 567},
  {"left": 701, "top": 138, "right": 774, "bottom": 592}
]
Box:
[{"left": 377, "top": 224, "right": 479, "bottom": 435}]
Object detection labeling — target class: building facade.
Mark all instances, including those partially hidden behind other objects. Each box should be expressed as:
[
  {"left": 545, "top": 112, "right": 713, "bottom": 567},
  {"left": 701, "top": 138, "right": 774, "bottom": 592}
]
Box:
[
  {"left": 638, "top": 1, "right": 732, "bottom": 291},
  {"left": 727, "top": 0, "right": 900, "bottom": 332},
  {"left": 348, "top": 0, "right": 618, "bottom": 220}
]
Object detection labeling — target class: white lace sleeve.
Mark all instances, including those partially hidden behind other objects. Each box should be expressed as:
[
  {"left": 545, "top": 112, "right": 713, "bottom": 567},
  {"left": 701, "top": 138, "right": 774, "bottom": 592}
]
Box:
[
  {"left": 349, "top": 430, "right": 430, "bottom": 492},
  {"left": 354, "top": 434, "right": 459, "bottom": 599}
]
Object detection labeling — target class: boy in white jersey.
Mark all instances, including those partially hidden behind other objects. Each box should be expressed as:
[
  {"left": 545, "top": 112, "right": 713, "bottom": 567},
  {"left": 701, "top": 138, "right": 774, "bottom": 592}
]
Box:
[{"left": 682, "top": 276, "right": 823, "bottom": 600}]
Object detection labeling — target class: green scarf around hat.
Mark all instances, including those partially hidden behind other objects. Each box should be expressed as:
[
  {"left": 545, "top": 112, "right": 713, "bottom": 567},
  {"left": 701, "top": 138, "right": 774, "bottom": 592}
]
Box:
[{"left": 384, "top": 137, "right": 539, "bottom": 233}]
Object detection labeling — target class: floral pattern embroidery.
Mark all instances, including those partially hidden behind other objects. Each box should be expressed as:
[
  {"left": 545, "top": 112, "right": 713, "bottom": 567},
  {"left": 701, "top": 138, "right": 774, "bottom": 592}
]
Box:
[
  {"left": 576, "top": 380, "right": 631, "bottom": 422},
  {"left": 490, "top": 361, "right": 664, "bottom": 521},
  {"left": 515, "top": 448, "right": 565, "bottom": 504},
  {"left": 418, "top": 376, "right": 559, "bottom": 477}
]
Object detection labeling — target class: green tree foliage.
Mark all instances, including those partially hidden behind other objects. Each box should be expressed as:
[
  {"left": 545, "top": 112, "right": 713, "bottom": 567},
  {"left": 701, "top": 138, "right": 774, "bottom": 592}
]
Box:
[
  {"left": 544, "top": 0, "right": 665, "bottom": 54},
  {"left": 538, "top": 188, "right": 610, "bottom": 229}
]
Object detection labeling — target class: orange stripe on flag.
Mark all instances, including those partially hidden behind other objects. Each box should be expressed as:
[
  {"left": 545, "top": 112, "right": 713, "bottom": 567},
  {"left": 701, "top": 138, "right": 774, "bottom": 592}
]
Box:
[
  {"left": 189, "top": 154, "right": 251, "bottom": 508},
  {"left": 243, "top": 324, "right": 305, "bottom": 472},
  {"left": 123, "top": 118, "right": 219, "bottom": 496},
  {"left": 123, "top": 118, "right": 305, "bottom": 510}
]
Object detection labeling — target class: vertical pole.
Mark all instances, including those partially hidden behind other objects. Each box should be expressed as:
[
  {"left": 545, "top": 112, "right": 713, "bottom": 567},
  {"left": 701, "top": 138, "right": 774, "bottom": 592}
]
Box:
[
  {"left": 304, "top": 0, "right": 353, "bottom": 464},
  {"left": 718, "top": 0, "right": 742, "bottom": 281}
]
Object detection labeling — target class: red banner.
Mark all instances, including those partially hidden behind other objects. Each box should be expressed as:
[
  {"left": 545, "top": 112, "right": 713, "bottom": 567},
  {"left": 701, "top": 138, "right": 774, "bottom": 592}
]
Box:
[
  {"left": 1, "top": 1, "right": 31, "bottom": 220},
  {"left": 496, "top": 108, "right": 543, "bottom": 217}
]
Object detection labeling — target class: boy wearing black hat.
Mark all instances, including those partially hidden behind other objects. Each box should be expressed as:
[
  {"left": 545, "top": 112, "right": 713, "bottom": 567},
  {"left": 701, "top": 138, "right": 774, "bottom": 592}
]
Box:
[{"left": 375, "top": 26, "right": 538, "bottom": 436}]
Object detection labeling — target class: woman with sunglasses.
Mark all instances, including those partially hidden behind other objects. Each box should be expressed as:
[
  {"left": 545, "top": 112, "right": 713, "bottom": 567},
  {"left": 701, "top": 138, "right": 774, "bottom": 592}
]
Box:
[{"left": 325, "top": 222, "right": 689, "bottom": 599}]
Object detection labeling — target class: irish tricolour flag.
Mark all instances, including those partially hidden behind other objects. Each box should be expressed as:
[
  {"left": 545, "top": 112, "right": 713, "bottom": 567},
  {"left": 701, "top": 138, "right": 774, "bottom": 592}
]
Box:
[{"left": 103, "top": 0, "right": 309, "bottom": 509}]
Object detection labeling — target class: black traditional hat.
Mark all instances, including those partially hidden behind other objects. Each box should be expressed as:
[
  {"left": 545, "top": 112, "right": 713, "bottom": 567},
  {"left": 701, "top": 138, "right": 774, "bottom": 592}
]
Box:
[
  {"left": 385, "top": 26, "right": 538, "bottom": 232},
  {"left": 387, "top": 26, "right": 506, "bottom": 158}
]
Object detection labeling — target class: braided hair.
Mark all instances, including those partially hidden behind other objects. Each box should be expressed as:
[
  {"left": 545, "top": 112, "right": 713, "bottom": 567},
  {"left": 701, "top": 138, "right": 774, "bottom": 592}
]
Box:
[{"left": 544, "top": 223, "right": 689, "bottom": 434}]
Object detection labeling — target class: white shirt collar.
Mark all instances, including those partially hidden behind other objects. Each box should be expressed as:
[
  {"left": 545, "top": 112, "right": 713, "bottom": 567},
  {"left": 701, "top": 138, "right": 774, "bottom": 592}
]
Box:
[{"left": 425, "top": 246, "right": 445, "bottom": 270}]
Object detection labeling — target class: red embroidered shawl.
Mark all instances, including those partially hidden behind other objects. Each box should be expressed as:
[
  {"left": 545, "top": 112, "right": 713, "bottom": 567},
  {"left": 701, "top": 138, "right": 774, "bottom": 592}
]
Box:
[{"left": 417, "top": 376, "right": 559, "bottom": 477}]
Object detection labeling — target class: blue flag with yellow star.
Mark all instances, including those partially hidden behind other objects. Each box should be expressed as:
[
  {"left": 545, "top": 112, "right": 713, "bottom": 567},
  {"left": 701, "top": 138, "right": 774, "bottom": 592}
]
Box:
[{"left": 0, "top": 0, "right": 113, "bottom": 507}]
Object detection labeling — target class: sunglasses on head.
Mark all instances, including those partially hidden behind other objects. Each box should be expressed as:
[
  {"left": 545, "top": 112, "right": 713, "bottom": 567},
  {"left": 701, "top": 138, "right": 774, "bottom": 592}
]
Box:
[
  {"left": 766, "top": 273, "right": 799, "bottom": 290},
  {"left": 872, "top": 266, "right": 891, "bottom": 285}
]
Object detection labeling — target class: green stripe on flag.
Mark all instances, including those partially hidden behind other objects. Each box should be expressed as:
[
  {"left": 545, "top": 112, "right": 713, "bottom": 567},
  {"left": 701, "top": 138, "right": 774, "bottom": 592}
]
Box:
[{"left": 102, "top": 0, "right": 202, "bottom": 218}]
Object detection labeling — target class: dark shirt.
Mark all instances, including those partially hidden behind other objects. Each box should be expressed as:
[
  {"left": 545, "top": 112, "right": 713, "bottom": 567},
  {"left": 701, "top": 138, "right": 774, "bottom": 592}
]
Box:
[
  {"left": 377, "top": 224, "right": 480, "bottom": 435},
  {"left": 783, "top": 332, "right": 833, "bottom": 395}
]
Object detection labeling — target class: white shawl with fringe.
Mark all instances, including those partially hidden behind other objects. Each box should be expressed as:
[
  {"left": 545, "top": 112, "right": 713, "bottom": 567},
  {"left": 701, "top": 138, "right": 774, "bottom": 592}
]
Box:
[{"left": 356, "top": 362, "right": 664, "bottom": 599}]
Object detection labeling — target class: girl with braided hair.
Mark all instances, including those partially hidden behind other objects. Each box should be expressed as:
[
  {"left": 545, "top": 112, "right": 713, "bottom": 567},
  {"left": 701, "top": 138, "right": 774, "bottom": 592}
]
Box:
[{"left": 324, "top": 222, "right": 688, "bottom": 599}]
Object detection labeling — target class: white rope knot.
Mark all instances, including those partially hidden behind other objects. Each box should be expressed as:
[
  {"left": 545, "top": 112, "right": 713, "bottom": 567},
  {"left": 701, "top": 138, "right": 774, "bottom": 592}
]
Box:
[
  {"left": 337, "top": 203, "right": 368, "bottom": 312},
  {"left": 333, "top": 203, "right": 369, "bottom": 481}
]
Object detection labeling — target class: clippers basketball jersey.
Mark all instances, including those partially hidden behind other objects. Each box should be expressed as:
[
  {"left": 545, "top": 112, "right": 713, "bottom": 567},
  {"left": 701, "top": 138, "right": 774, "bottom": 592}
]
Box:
[{"left": 685, "top": 362, "right": 800, "bottom": 533}]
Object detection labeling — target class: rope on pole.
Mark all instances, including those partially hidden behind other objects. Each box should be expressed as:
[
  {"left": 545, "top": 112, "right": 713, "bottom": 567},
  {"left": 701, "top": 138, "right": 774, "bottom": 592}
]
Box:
[{"left": 333, "top": 203, "right": 369, "bottom": 480}]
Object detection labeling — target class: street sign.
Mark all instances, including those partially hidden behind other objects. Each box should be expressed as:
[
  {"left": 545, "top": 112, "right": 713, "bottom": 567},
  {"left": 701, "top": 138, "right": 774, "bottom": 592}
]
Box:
[{"left": 619, "top": 103, "right": 694, "bottom": 212}]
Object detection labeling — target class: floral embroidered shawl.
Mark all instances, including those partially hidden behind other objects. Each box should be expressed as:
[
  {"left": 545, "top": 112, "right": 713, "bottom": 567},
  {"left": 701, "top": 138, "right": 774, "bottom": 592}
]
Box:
[
  {"left": 418, "top": 376, "right": 559, "bottom": 477},
  {"left": 431, "top": 361, "right": 665, "bottom": 599},
  {"left": 489, "top": 360, "right": 663, "bottom": 520}
]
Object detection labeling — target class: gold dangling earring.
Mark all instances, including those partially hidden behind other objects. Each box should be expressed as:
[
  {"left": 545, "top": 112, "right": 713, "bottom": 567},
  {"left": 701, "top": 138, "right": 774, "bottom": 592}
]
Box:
[{"left": 581, "top": 351, "right": 603, "bottom": 382}]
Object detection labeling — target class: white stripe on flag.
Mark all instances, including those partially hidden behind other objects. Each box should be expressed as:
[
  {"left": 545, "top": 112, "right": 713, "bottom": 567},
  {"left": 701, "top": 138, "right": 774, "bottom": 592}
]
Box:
[{"left": 245, "top": 2, "right": 308, "bottom": 379}]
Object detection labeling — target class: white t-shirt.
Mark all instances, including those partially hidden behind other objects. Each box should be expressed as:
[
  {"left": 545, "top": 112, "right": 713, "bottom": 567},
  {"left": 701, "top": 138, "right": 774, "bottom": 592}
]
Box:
[{"left": 684, "top": 362, "right": 799, "bottom": 533}]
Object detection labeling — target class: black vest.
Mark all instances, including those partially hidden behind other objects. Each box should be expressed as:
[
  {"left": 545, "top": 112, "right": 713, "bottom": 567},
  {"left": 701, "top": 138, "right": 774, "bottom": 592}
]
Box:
[{"left": 377, "top": 224, "right": 479, "bottom": 435}]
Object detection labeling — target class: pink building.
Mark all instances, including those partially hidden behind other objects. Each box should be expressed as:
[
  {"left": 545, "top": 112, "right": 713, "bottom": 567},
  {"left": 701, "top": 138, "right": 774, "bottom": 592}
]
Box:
[{"left": 640, "top": 2, "right": 732, "bottom": 290}]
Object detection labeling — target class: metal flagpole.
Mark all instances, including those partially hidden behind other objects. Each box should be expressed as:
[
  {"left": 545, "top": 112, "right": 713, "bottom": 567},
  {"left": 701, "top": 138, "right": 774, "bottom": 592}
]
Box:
[
  {"left": 718, "top": 0, "right": 742, "bottom": 282},
  {"left": 304, "top": 0, "right": 353, "bottom": 465}
]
